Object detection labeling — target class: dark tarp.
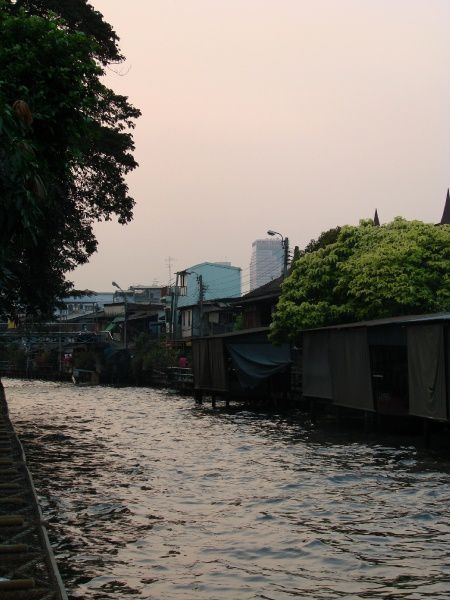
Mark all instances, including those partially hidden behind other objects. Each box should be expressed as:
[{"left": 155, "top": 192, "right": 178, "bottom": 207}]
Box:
[
  {"left": 302, "top": 331, "right": 333, "bottom": 400},
  {"left": 367, "top": 325, "right": 406, "bottom": 347},
  {"left": 226, "top": 341, "right": 291, "bottom": 389},
  {"left": 448, "top": 326, "right": 450, "bottom": 417},
  {"left": 192, "top": 338, "right": 228, "bottom": 392},
  {"left": 407, "top": 324, "right": 448, "bottom": 421},
  {"left": 192, "top": 339, "right": 209, "bottom": 389},
  {"left": 329, "top": 328, "right": 374, "bottom": 411}
]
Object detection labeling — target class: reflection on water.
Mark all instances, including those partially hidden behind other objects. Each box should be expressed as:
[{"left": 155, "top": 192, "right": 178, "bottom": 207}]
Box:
[{"left": 5, "top": 378, "right": 450, "bottom": 599}]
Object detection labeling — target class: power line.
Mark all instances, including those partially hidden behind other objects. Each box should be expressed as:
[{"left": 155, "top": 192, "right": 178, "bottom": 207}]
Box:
[{"left": 202, "top": 264, "right": 283, "bottom": 298}]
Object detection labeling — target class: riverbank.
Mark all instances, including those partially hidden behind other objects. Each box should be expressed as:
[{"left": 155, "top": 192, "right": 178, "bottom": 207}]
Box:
[{"left": 0, "top": 380, "right": 68, "bottom": 600}]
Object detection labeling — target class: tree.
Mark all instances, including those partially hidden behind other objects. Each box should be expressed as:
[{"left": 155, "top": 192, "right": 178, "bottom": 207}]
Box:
[
  {"left": 0, "top": 6, "right": 140, "bottom": 317},
  {"left": 301, "top": 226, "right": 341, "bottom": 255},
  {"left": 270, "top": 218, "right": 450, "bottom": 342},
  {"left": 7, "top": 0, "right": 122, "bottom": 64}
]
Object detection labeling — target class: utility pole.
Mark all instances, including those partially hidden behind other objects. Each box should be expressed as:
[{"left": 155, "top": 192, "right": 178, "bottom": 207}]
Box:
[
  {"left": 171, "top": 271, "right": 180, "bottom": 341},
  {"left": 112, "top": 281, "right": 128, "bottom": 350},
  {"left": 268, "top": 230, "right": 289, "bottom": 279},
  {"left": 198, "top": 275, "right": 204, "bottom": 337},
  {"left": 283, "top": 237, "right": 289, "bottom": 278}
]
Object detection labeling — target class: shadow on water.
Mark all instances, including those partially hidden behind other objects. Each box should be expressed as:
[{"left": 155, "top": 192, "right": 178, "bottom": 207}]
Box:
[
  {"left": 190, "top": 399, "right": 450, "bottom": 465},
  {"left": 4, "top": 378, "right": 450, "bottom": 600}
]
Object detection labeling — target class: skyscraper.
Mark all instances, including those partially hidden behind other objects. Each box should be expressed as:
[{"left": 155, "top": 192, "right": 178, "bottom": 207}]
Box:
[{"left": 249, "top": 238, "right": 283, "bottom": 291}]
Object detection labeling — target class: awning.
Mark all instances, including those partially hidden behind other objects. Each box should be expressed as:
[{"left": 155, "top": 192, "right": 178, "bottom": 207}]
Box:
[{"left": 104, "top": 315, "right": 124, "bottom": 332}]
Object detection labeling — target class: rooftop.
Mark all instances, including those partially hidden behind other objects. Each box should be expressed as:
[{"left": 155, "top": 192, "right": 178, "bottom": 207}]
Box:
[{"left": 303, "top": 312, "right": 450, "bottom": 332}]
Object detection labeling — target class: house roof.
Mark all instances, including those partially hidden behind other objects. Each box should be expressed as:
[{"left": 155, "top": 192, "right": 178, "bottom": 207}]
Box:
[
  {"left": 183, "top": 261, "right": 241, "bottom": 272},
  {"left": 127, "top": 311, "right": 164, "bottom": 322},
  {"left": 104, "top": 302, "right": 164, "bottom": 311},
  {"left": 441, "top": 189, "right": 450, "bottom": 225},
  {"left": 239, "top": 275, "right": 283, "bottom": 302},
  {"left": 177, "top": 298, "right": 238, "bottom": 310},
  {"left": 373, "top": 209, "right": 380, "bottom": 226}
]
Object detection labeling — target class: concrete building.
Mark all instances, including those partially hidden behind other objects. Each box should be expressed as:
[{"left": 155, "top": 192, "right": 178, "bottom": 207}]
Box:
[{"left": 249, "top": 239, "right": 283, "bottom": 291}]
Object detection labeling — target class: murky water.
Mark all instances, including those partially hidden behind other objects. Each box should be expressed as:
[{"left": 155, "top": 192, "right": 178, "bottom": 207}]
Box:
[{"left": 4, "top": 378, "right": 450, "bottom": 599}]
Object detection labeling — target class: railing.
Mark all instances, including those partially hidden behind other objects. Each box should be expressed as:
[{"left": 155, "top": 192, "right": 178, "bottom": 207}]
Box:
[{"left": 166, "top": 367, "right": 194, "bottom": 385}]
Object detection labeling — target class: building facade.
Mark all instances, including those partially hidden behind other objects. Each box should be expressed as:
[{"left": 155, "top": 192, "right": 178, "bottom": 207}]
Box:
[
  {"left": 176, "top": 262, "right": 241, "bottom": 308},
  {"left": 173, "top": 262, "right": 241, "bottom": 339},
  {"left": 249, "top": 239, "right": 283, "bottom": 291}
]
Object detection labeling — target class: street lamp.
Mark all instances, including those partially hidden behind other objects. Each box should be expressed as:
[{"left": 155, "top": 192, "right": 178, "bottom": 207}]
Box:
[
  {"left": 112, "top": 281, "right": 128, "bottom": 350},
  {"left": 267, "top": 230, "right": 289, "bottom": 278}
]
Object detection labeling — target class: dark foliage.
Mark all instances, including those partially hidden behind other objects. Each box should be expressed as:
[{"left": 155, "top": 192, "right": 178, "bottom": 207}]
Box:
[
  {"left": 0, "top": 5, "right": 140, "bottom": 318},
  {"left": 301, "top": 226, "right": 342, "bottom": 255},
  {"left": 7, "top": 0, "right": 122, "bottom": 63}
]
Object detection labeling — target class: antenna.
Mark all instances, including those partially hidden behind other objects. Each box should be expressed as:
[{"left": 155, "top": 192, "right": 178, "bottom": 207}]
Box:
[{"left": 165, "top": 256, "right": 176, "bottom": 285}]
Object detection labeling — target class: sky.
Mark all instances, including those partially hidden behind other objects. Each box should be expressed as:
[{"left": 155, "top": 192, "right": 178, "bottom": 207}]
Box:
[{"left": 72, "top": 0, "right": 449, "bottom": 293}]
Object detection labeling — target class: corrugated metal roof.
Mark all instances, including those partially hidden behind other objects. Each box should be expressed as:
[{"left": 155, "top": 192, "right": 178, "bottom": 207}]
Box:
[
  {"left": 195, "top": 326, "right": 270, "bottom": 340},
  {"left": 302, "top": 312, "right": 450, "bottom": 333}
]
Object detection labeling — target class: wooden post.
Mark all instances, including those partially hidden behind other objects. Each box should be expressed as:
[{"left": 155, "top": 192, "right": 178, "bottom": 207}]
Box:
[
  {"left": 364, "top": 411, "right": 374, "bottom": 432},
  {"left": 423, "top": 419, "right": 431, "bottom": 448}
]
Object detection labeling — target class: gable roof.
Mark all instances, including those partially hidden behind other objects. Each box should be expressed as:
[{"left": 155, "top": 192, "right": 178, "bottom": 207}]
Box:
[
  {"left": 441, "top": 189, "right": 450, "bottom": 225},
  {"left": 373, "top": 209, "right": 380, "bottom": 226}
]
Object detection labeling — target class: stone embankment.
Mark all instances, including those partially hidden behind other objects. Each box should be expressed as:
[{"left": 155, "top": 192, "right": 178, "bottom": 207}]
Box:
[{"left": 0, "top": 381, "right": 67, "bottom": 600}]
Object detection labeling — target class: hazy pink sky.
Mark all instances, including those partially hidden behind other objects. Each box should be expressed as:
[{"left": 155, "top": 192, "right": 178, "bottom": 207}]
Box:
[{"left": 72, "top": 0, "right": 449, "bottom": 292}]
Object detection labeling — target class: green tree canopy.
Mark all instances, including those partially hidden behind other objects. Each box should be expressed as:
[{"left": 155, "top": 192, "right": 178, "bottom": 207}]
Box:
[
  {"left": 270, "top": 218, "right": 450, "bottom": 342},
  {"left": 301, "top": 226, "right": 341, "bottom": 255},
  {"left": 0, "top": 5, "right": 140, "bottom": 317}
]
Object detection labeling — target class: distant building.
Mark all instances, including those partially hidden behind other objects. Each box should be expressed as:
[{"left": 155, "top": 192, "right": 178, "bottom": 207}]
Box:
[
  {"left": 249, "top": 239, "right": 283, "bottom": 291},
  {"left": 173, "top": 262, "right": 241, "bottom": 338},
  {"left": 113, "top": 285, "right": 162, "bottom": 304},
  {"left": 57, "top": 292, "right": 114, "bottom": 319}
]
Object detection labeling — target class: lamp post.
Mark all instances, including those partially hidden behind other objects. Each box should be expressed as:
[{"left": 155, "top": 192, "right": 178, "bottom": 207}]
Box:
[
  {"left": 112, "top": 281, "right": 128, "bottom": 350},
  {"left": 267, "top": 230, "right": 289, "bottom": 278}
]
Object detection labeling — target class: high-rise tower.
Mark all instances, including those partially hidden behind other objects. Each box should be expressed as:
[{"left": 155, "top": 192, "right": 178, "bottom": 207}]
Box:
[{"left": 249, "top": 239, "right": 283, "bottom": 291}]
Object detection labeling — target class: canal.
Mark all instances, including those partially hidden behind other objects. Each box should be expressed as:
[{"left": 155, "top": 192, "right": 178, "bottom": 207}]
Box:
[{"left": 4, "top": 378, "right": 450, "bottom": 599}]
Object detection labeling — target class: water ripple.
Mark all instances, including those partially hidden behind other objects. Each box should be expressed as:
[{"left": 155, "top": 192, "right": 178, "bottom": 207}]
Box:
[{"left": 4, "top": 378, "right": 450, "bottom": 599}]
